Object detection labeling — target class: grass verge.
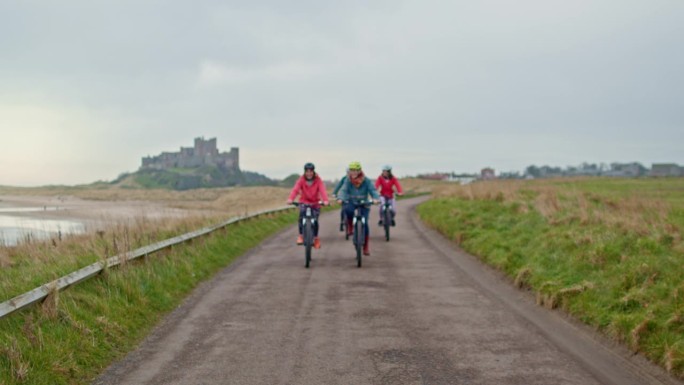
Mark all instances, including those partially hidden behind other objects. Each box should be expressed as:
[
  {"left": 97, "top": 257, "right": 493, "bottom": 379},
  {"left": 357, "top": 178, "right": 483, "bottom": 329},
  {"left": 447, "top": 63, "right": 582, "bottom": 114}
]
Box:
[
  {"left": 0, "top": 210, "right": 297, "bottom": 385},
  {"left": 417, "top": 178, "right": 684, "bottom": 378}
]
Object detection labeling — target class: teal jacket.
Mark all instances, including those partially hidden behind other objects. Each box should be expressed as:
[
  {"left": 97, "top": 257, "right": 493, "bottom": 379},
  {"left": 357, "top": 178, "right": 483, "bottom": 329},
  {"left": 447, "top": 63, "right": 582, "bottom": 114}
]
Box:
[
  {"left": 333, "top": 176, "right": 347, "bottom": 196},
  {"left": 337, "top": 175, "right": 380, "bottom": 204}
]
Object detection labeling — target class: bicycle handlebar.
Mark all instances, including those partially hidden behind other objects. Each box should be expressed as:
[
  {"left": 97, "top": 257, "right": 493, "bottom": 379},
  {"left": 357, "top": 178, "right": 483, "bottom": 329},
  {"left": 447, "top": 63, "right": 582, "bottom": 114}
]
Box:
[
  {"left": 341, "top": 200, "right": 375, "bottom": 207},
  {"left": 291, "top": 201, "right": 327, "bottom": 207}
]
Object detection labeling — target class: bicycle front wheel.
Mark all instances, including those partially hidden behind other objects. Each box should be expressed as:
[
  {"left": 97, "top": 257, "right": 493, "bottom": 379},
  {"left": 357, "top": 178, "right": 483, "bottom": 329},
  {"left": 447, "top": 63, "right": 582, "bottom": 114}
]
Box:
[
  {"left": 355, "top": 219, "right": 364, "bottom": 268},
  {"left": 384, "top": 208, "right": 391, "bottom": 242},
  {"left": 304, "top": 220, "right": 313, "bottom": 268}
]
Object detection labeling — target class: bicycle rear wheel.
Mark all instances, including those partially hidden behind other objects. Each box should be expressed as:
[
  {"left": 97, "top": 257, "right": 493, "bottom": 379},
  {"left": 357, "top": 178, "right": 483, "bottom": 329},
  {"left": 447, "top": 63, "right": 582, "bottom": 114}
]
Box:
[{"left": 344, "top": 213, "right": 350, "bottom": 240}]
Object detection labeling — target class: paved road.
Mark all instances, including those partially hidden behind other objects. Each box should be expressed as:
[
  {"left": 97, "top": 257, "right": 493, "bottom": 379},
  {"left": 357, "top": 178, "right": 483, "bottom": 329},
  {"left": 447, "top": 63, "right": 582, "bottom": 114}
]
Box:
[{"left": 95, "top": 197, "right": 681, "bottom": 385}]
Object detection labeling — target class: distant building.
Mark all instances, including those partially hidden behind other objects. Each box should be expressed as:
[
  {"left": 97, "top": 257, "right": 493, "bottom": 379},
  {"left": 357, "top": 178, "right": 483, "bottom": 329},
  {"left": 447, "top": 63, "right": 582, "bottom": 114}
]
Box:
[
  {"left": 650, "top": 163, "right": 683, "bottom": 177},
  {"left": 457, "top": 177, "right": 476, "bottom": 185},
  {"left": 447, "top": 174, "right": 478, "bottom": 184},
  {"left": 480, "top": 168, "right": 496, "bottom": 180},
  {"left": 418, "top": 172, "right": 450, "bottom": 181},
  {"left": 498, "top": 171, "right": 522, "bottom": 179},
  {"left": 605, "top": 162, "right": 647, "bottom": 177},
  {"left": 416, "top": 172, "right": 476, "bottom": 183},
  {"left": 141, "top": 137, "right": 239, "bottom": 171}
]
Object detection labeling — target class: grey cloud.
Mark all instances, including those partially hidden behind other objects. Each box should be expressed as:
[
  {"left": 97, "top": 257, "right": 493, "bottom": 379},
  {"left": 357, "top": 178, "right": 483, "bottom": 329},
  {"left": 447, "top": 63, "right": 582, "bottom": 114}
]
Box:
[{"left": 1, "top": 0, "right": 683, "bottom": 185}]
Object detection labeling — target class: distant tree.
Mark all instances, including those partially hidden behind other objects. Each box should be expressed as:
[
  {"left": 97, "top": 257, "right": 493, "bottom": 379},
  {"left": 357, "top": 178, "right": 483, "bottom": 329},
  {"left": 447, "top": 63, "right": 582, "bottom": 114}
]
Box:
[
  {"left": 281, "top": 173, "right": 301, "bottom": 187},
  {"left": 580, "top": 163, "right": 598, "bottom": 173},
  {"left": 111, "top": 172, "right": 131, "bottom": 184},
  {"left": 525, "top": 165, "right": 540, "bottom": 178},
  {"left": 240, "top": 171, "right": 277, "bottom": 186}
]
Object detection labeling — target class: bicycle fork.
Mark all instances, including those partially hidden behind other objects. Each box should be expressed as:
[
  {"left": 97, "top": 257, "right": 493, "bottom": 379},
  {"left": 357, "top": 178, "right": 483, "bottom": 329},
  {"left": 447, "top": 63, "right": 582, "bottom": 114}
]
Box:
[
  {"left": 352, "top": 215, "right": 365, "bottom": 243},
  {"left": 301, "top": 217, "right": 317, "bottom": 229},
  {"left": 301, "top": 217, "right": 317, "bottom": 227}
]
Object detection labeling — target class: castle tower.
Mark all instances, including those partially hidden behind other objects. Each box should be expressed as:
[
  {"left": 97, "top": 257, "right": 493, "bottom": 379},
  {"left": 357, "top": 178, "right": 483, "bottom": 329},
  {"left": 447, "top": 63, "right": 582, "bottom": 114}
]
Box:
[
  {"left": 230, "top": 147, "right": 240, "bottom": 170},
  {"left": 194, "top": 137, "right": 218, "bottom": 157}
]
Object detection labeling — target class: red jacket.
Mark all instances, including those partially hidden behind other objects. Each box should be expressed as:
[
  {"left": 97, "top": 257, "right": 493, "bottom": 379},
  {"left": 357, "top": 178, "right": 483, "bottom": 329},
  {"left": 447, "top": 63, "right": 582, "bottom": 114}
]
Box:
[
  {"left": 375, "top": 176, "right": 403, "bottom": 198},
  {"left": 288, "top": 175, "right": 329, "bottom": 208}
]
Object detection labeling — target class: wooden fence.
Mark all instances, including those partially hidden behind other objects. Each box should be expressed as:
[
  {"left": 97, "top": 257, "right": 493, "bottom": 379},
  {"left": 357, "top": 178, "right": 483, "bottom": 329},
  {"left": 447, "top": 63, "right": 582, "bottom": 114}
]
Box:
[{"left": 0, "top": 206, "right": 292, "bottom": 320}]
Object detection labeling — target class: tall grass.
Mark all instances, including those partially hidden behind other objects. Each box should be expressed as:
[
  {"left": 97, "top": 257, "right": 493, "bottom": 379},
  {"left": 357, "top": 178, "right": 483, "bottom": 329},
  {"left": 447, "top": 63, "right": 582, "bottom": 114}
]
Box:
[
  {"left": 419, "top": 178, "right": 684, "bottom": 378},
  {"left": 0, "top": 185, "right": 295, "bottom": 297},
  {"left": 0, "top": 215, "right": 223, "bottom": 301},
  {"left": 0, "top": 210, "right": 298, "bottom": 385}
]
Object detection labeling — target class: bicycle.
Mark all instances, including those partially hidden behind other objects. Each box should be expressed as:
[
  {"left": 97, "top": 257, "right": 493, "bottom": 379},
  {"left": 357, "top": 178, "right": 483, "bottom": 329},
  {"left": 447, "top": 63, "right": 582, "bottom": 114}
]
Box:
[
  {"left": 292, "top": 202, "right": 318, "bottom": 268},
  {"left": 381, "top": 199, "right": 393, "bottom": 242},
  {"left": 334, "top": 194, "right": 349, "bottom": 240},
  {"left": 340, "top": 208, "right": 349, "bottom": 240},
  {"left": 346, "top": 200, "right": 373, "bottom": 268}
]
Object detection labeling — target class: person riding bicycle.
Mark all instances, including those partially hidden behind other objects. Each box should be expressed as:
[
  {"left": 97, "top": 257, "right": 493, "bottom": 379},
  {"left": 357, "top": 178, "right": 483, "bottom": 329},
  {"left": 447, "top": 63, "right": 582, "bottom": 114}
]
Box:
[
  {"left": 336, "top": 161, "right": 380, "bottom": 255},
  {"left": 286, "top": 162, "right": 329, "bottom": 249},
  {"left": 375, "top": 165, "right": 403, "bottom": 226},
  {"left": 332, "top": 167, "right": 351, "bottom": 232}
]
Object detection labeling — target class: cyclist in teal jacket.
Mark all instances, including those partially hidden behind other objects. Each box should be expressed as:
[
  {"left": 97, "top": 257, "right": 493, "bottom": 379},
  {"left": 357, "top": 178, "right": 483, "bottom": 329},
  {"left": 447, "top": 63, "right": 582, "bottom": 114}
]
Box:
[{"left": 336, "top": 161, "right": 380, "bottom": 255}]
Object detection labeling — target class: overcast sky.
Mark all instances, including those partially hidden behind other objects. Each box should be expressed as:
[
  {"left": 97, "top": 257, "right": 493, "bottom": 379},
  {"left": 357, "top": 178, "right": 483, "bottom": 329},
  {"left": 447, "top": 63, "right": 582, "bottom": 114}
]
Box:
[{"left": 1, "top": 0, "right": 683, "bottom": 186}]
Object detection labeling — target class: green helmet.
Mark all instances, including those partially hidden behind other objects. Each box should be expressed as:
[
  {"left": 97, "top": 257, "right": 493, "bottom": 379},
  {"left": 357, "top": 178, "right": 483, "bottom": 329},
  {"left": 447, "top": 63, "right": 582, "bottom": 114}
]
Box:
[{"left": 348, "top": 161, "right": 362, "bottom": 171}]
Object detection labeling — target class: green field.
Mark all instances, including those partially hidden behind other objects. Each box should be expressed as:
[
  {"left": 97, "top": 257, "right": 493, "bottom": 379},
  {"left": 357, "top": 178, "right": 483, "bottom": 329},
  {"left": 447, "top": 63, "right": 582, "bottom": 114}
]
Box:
[{"left": 418, "top": 177, "right": 684, "bottom": 378}]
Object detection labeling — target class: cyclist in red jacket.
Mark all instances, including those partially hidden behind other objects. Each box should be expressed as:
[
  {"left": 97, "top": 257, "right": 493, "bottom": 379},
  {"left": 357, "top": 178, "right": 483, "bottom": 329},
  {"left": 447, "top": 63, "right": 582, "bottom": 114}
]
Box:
[
  {"left": 287, "top": 162, "right": 329, "bottom": 249},
  {"left": 374, "top": 165, "right": 403, "bottom": 226}
]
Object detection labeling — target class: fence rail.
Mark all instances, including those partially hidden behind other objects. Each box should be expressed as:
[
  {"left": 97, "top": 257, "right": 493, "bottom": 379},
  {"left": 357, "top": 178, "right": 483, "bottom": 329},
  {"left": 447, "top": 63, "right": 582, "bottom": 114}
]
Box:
[{"left": 0, "top": 206, "right": 292, "bottom": 320}]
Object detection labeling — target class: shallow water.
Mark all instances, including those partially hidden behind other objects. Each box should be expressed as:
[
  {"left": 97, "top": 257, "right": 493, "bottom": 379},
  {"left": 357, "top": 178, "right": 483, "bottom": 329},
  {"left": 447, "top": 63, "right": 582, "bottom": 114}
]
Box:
[
  {"left": 0, "top": 210, "right": 85, "bottom": 246},
  {"left": 0, "top": 206, "right": 63, "bottom": 213}
]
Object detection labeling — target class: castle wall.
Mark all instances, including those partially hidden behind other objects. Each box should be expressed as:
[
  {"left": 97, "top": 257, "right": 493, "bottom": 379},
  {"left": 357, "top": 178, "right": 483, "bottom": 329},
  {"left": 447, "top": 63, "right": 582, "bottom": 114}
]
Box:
[{"left": 141, "top": 138, "right": 239, "bottom": 171}]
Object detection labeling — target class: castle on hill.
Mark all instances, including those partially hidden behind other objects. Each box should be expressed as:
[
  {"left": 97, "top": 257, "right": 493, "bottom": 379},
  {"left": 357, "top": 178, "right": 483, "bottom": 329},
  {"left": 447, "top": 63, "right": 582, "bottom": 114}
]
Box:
[{"left": 140, "top": 137, "right": 239, "bottom": 171}]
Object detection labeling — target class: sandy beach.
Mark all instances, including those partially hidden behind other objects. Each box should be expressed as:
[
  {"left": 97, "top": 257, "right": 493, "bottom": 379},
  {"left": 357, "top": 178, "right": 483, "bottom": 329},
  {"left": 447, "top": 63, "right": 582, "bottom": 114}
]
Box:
[
  {"left": 0, "top": 186, "right": 292, "bottom": 246},
  {"left": 0, "top": 185, "right": 291, "bottom": 220},
  {"left": 0, "top": 195, "right": 199, "bottom": 223}
]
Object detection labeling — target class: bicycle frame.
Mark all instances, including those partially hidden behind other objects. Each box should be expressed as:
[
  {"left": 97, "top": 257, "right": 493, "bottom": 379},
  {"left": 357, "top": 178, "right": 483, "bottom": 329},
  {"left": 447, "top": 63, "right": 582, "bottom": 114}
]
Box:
[
  {"left": 382, "top": 200, "right": 393, "bottom": 242},
  {"left": 293, "top": 202, "right": 317, "bottom": 268},
  {"left": 347, "top": 200, "right": 372, "bottom": 267}
]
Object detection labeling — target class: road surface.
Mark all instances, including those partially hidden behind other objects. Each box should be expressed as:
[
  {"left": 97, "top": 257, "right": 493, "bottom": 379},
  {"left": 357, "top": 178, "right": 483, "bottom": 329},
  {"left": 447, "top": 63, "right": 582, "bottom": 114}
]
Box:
[{"left": 95, "top": 197, "right": 681, "bottom": 385}]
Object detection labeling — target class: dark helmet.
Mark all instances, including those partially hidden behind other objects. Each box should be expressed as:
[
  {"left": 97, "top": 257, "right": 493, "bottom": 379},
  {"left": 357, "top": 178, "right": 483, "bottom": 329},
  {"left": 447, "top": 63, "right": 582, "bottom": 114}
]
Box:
[{"left": 304, "top": 162, "right": 315, "bottom": 171}]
